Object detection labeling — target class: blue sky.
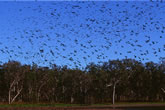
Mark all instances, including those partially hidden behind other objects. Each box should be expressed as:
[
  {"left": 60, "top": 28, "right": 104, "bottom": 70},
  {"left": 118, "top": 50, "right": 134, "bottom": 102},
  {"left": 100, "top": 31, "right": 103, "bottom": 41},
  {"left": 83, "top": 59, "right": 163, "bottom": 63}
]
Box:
[{"left": 0, "top": 1, "right": 165, "bottom": 68}]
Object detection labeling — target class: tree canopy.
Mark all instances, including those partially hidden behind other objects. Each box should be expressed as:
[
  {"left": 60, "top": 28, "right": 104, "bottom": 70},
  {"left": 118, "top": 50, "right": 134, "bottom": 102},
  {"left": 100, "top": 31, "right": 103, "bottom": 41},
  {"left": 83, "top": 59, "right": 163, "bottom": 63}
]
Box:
[{"left": 0, "top": 58, "right": 165, "bottom": 104}]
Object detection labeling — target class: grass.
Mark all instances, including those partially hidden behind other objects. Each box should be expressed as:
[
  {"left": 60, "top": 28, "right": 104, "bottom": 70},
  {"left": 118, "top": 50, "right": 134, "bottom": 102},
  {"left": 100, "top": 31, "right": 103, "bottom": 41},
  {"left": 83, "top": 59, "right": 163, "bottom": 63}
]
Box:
[
  {"left": 90, "top": 102, "right": 165, "bottom": 106},
  {"left": 0, "top": 103, "right": 82, "bottom": 107},
  {"left": 0, "top": 102, "right": 165, "bottom": 108}
]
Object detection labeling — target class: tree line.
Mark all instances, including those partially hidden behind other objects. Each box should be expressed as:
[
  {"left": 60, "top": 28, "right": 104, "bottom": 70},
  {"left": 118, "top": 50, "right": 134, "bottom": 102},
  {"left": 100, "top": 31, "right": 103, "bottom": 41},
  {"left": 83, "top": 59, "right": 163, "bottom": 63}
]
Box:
[{"left": 0, "top": 58, "right": 165, "bottom": 104}]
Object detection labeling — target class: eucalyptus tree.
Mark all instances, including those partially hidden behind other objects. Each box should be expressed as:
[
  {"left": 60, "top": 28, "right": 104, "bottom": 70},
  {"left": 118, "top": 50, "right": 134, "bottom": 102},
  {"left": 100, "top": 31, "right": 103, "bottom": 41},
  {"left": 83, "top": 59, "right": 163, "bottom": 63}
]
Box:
[
  {"left": 102, "top": 59, "right": 130, "bottom": 104},
  {"left": 116, "top": 59, "right": 139, "bottom": 101},
  {"left": 0, "top": 58, "right": 165, "bottom": 103},
  {"left": 127, "top": 60, "right": 145, "bottom": 101},
  {"left": 21, "top": 65, "right": 34, "bottom": 102},
  {"left": 144, "top": 62, "right": 158, "bottom": 100},
  {"left": 0, "top": 65, "right": 7, "bottom": 102},
  {"left": 159, "top": 57, "right": 165, "bottom": 95},
  {"left": 3, "top": 61, "right": 25, "bottom": 104},
  {"left": 46, "top": 65, "right": 60, "bottom": 102},
  {"left": 85, "top": 62, "right": 103, "bottom": 104},
  {"left": 35, "top": 67, "right": 50, "bottom": 102}
]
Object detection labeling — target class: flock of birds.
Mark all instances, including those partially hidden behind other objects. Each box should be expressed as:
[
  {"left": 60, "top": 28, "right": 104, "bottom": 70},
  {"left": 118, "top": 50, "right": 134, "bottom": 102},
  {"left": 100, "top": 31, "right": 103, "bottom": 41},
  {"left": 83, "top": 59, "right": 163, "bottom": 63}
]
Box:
[{"left": 0, "top": 1, "right": 165, "bottom": 68}]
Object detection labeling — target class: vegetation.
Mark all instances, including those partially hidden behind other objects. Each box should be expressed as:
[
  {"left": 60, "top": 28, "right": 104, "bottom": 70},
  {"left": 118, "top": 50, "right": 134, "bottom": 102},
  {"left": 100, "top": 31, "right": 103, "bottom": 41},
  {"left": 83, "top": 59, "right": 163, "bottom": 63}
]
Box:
[{"left": 0, "top": 58, "right": 165, "bottom": 105}]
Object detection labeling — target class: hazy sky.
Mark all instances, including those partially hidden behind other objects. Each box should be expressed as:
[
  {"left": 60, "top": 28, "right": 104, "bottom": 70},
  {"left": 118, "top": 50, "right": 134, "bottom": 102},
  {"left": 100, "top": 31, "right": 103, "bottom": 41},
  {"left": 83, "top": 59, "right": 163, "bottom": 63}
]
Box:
[{"left": 0, "top": 1, "right": 165, "bottom": 68}]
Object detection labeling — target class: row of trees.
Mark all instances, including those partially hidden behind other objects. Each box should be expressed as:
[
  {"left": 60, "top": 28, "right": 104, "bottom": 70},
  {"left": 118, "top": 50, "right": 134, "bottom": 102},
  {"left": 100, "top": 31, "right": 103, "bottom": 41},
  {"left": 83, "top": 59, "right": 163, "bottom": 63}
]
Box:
[{"left": 0, "top": 58, "right": 165, "bottom": 104}]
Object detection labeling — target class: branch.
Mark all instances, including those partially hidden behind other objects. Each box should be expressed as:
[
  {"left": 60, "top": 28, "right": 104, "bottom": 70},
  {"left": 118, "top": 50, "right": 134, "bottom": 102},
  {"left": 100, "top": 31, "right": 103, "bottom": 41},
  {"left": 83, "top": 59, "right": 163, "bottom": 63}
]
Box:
[
  {"left": 38, "top": 74, "right": 49, "bottom": 92},
  {"left": 106, "top": 83, "right": 112, "bottom": 87},
  {"left": 10, "top": 80, "right": 16, "bottom": 89},
  {"left": 38, "top": 81, "right": 47, "bottom": 93},
  {"left": 11, "top": 87, "right": 23, "bottom": 103},
  {"left": 161, "top": 88, "right": 165, "bottom": 93}
]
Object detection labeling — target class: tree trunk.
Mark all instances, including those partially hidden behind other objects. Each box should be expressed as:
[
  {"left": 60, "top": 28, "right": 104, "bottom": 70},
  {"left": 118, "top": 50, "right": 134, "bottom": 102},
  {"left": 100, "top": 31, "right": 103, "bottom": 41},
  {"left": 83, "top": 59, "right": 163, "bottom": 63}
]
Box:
[
  {"left": 9, "top": 90, "right": 11, "bottom": 104},
  {"left": 71, "top": 96, "right": 74, "bottom": 104},
  {"left": 8, "top": 85, "right": 22, "bottom": 104},
  {"left": 9, "top": 80, "right": 16, "bottom": 104},
  {"left": 37, "top": 92, "right": 40, "bottom": 102},
  {"left": 11, "top": 88, "right": 22, "bottom": 104},
  {"left": 112, "top": 83, "right": 116, "bottom": 105}
]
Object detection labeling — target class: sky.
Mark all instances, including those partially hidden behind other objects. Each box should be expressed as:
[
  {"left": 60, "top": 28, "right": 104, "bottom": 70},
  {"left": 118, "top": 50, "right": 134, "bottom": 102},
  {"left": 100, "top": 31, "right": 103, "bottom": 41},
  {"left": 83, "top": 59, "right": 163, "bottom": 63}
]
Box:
[{"left": 0, "top": 0, "right": 165, "bottom": 69}]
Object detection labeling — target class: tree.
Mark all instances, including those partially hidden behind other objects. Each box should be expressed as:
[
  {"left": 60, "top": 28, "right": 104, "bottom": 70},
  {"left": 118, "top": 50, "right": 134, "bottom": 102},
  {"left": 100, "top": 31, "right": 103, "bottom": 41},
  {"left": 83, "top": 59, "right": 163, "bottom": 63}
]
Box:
[
  {"left": 102, "top": 59, "right": 131, "bottom": 104},
  {"left": 86, "top": 62, "right": 102, "bottom": 104},
  {"left": 3, "top": 61, "right": 24, "bottom": 104},
  {"left": 0, "top": 58, "right": 164, "bottom": 103}
]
